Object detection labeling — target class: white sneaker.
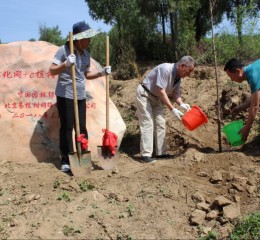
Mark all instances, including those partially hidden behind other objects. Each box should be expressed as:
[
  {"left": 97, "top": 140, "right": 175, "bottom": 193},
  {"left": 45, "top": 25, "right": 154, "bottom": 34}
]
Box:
[{"left": 61, "top": 164, "right": 71, "bottom": 172}]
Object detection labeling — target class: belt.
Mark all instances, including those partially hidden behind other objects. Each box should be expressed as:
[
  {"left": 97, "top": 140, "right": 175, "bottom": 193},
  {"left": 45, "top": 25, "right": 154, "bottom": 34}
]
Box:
[{"left": 141, "top": 83, "right": 158, "bottom": 98}]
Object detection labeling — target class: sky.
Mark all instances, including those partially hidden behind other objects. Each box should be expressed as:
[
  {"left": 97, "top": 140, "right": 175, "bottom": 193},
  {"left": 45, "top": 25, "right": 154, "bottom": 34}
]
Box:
[
  {"left": 0, "top": 0, "right": 112, "bottom": 43},
  {"left": 1, "top": 1, "right": 259, "bottom": 43}
]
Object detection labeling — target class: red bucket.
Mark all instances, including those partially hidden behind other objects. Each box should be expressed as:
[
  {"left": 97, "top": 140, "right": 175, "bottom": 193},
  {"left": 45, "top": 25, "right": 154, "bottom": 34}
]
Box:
[{"left": 182, "top": 105, "right": 208, "bottom": 131}]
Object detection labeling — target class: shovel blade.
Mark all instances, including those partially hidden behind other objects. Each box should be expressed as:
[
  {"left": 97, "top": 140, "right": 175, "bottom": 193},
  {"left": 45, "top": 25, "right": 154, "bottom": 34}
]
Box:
[
  {"left": 97, "top": 146, "right": 118, "bottom": 170},
  {"left": 69, "top": 151, "right": 92, "bottom": 177}
]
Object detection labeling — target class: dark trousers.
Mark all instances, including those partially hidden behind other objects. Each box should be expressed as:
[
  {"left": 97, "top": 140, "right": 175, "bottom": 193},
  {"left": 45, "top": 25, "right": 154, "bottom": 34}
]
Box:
[{"left": 56, "top": 96, "right": 88, "bottom": 165}]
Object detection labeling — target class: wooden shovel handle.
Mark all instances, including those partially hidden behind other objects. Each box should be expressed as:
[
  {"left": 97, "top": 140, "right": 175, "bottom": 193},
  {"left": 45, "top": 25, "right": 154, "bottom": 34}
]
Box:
[
  {"left": 69, "top": 32, "right": 82, "bottom": 158},
  {"left": 106, "top": 35, "right": 109, "bottom": 130}
]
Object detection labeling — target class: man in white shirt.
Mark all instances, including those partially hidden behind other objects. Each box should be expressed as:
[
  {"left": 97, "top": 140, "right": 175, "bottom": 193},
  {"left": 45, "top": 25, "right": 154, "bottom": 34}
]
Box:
[{"left": 135, "top": 56, "right": 195, "bottom": 163}]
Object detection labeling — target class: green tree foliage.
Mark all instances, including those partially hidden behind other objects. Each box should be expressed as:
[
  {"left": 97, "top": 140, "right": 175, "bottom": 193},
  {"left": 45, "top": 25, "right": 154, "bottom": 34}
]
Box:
[
  {"left": 86, "top": 0, "right": 140, "bottom": 39},
  {"left": 89, "top": 33, "right": 107, "bottom": 66},
  {"left": 193, "top": 0, "right": 226, "bottom": 42},
  {"left": 86, "top": 0, "right": 260, "bottom": 75},
  {"left": 109, "top": 27, "right": 138, "bottom": 80},
  {"left": 86, "top": 0, "right": 117, "bottom": 25},
  {"left": 224, "top": 0, "right": 260, "bottom": 45},
  {"left": 38, "top": 24, "right": 66, "bottom": 46},
  {"left": 86, "top": 0, "right": 160, "bottom": 79}
]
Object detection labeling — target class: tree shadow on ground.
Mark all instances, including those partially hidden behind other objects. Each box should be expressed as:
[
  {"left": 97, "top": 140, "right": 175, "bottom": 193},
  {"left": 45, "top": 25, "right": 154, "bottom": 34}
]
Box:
[
  {"left": 118, "top": 130, "right": 260, "bottom": 164},
  {"left": 187, "top": 143, "right": 218, "bottom": 154},
  {"left": 242, "top": 135, "right": 260, "bottom": 158},
  {"left": 187, "top": 135, "right": 260, "bottom": 158},
  {"left": 29, "top": 104, "right": 60, "bottom": 169},
  {"left": 120, "top": 132, "right": 142, "bottom": 163}
]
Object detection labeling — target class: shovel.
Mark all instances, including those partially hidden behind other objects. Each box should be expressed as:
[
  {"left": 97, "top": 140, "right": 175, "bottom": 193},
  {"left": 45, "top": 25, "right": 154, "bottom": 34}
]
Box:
[
  {"left": 68, "top": 32, "right": 92, "bottom": 176},
  {"left": 97, "top": 35, "right": 118, "bottom": 170}
]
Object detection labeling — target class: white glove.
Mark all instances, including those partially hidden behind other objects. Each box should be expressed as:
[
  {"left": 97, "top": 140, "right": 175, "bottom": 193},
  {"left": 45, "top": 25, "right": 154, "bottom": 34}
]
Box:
[
  {"left": 180, "top": 103, "right": 191, "bottom": 111},
  {"left": 171, "top": 108, "right": 184, "bottom": 120},
  {"left": 101, "top": 66, "right": 112, "bottom": 76},
  {"left": 65, "top": 54, "right": 76, "bottom": 67}
]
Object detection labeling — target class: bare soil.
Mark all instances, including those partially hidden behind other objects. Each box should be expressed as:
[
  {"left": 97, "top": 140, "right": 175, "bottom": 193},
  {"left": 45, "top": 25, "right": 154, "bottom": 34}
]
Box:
[{"left": 0, "top": 65, "right": 259, "bottom": 240}]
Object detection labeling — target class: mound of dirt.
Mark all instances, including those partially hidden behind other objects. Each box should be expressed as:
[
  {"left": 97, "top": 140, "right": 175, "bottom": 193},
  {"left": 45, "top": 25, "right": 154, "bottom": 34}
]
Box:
[{"left": 0, "top": 65, "right": 259, "bottom": 239}]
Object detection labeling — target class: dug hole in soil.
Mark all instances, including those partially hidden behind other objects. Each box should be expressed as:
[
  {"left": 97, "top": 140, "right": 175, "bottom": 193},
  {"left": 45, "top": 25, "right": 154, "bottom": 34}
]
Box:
[{"left": 0, "top": 66, "right": 259, "bottom": 239}]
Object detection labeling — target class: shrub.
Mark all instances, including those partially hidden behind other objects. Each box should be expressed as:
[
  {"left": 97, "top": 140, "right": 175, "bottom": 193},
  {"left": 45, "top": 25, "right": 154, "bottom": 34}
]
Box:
[
  {"left": 89, "top": 33, "right": 107, "bottom": 67},
  {"left": 229, "top": 212, "right": 260, "bottom": 240}
]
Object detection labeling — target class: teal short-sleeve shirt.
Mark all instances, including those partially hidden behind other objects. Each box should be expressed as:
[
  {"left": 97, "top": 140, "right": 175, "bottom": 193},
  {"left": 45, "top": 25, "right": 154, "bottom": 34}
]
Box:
[{"left": 244, "top": 59, "right": 260, "bottom": 93}]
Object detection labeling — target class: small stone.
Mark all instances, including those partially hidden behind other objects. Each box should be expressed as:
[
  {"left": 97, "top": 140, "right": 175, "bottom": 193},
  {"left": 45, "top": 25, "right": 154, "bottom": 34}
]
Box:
[
  {"left": 196, "top": 202, "right": 210, "bottom": 212},
  {"left": 69, "top": 179, "right": 81, "bottom": 192},
  {"left": 10, "top": 219, "right": 19, "bottom": 227},
  {"left": 206, "top": 210, "right": 219, "bottom": 220},
  {"left": 189, "top": 209, "right": 206, "bottom": 225},
  {"left": 214, "top": 196, "right": 232, "bottom": 207},
  {"left": 197, "top": 171, "right": 208, "bottom": 177},
  {"left": 25, "top": 194, "right": 36, "bottom": 203},
  {"left": 217, "top": 216, "right": 229, "bottom": 225},
  {"left": 191, "top": 192, "right": 205, "bottom": 204},
  {"left": 246, "top": 185, "right": 256, "bottom": 194},
  {"left": 228, "top": 188, "right": 237, "bottom": 194},
  {"left": 223, "top": 204, "right": 241, "bottom": 220},
  {"left": 34, "top": 194, "right": 41, "bottom": 200},
  {"left": 233, "top": 195, "right": 240, "bottom": 203},
  {"left": 92, "top": 190, "right": 106, "bottom": 201},
  {"left": 225, "top": 172, "right": 234, "bottom": 182},
  {"left": 233, "top": 176, "right": 248, "bottom": 185},
  {"left": 112, "top": 167, "right": 119, "bottom": 174},
  {"left": 210, "top": 171, "right": 223, "bottom": 183},
  {"left": 218, "top": 226, "right": 232, "bottom": 239},
  {"left": 202, "top": 227, "right": 212, "bottom": 235},
  {"left": 231, "top": 183, "right": 244, "bottom": 192}
]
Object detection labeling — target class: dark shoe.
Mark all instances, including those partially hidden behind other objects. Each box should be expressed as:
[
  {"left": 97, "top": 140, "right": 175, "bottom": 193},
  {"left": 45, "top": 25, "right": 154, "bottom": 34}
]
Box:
[
  {"left": 141, "top": 156, "right": 156, "bottom": 163},
  {"left": 155, "top": 154, "right": 172, "bottom": 159}
]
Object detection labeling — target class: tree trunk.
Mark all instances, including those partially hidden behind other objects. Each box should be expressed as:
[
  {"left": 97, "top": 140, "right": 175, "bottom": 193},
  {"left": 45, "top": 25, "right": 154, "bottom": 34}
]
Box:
[
  {"left": 170, "top": 12, "right": 177, "bottom": 61},
  {"left": 174, "top": 8, "right": 179, "bottom": 59},
  {"left": 236, "top": 1, "right": 243, "bottom": 46},
  {"left": 209, "top": 0, "right": 222, "bottom": 153},
  {"left": 160, "top": 3, "right": 166, "bottom": 44}
]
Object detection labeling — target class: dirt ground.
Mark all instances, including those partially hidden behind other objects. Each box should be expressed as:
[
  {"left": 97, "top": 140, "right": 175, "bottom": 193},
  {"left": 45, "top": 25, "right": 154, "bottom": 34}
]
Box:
[{"left": 0, "top": 65, "right": 259, "bottom": 240}]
